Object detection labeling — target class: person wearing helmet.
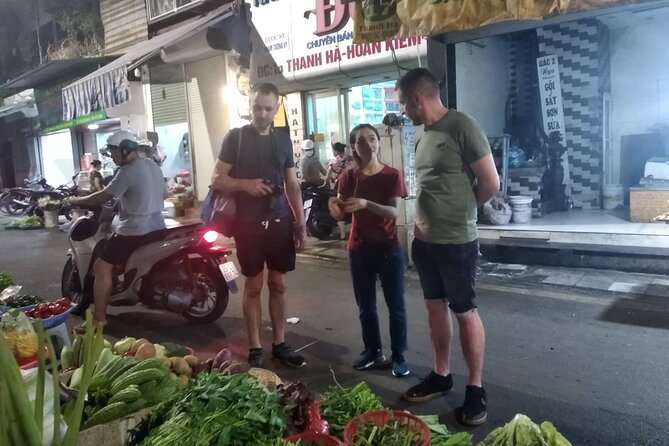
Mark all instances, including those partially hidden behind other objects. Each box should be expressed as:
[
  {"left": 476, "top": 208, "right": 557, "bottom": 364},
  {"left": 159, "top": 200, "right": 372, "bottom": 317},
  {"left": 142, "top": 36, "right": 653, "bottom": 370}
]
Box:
[
  {"left": 68, "top": 130, "right": 168, "bottom": 331},
  {"left": 299, "top": 139, "right": 326, "bottom": 189}
]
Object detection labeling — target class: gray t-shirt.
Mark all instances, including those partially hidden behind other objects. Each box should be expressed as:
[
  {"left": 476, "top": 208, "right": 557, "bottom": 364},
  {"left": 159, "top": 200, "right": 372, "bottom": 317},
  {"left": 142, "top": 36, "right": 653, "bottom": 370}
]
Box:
[{"left": 105, "top": 158, "right": 167, "bottom": 236}]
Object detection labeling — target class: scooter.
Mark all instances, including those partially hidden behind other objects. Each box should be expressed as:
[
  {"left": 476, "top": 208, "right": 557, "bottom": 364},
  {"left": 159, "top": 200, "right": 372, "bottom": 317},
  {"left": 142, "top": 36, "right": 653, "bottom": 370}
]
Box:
[
  {"left": 302, "top": 184, "right": 336, "bottom": 240},
  {"left": 61, "top": 203, "right": 239, "bottom": 324}
]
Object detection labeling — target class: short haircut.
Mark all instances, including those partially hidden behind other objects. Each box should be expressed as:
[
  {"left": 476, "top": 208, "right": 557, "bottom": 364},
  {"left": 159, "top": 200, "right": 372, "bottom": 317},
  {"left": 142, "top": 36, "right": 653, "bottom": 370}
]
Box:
[
  {"left": 91, "top": 160, "right": 102, "bottom": 168},
  {"left": 332, "top": 142, "right": 346, "bottom": 153},
  {"left": 252, "top": 82, "right": 280, "bottom": 98},
  {"left": 395, "top": 67, "right": 440, "bottom": 98}
]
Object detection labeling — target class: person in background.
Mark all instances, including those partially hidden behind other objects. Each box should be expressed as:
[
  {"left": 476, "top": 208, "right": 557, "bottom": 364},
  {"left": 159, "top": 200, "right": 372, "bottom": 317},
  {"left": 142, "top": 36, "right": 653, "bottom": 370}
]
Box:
[
  {"left": 328, "top": 124, "right": 410, "bottom": 378},
  {"left": 300, "top": 140, "right": 326, "bottom": 188},
  {"left": 326, "top": 142, "right": 355, "bottom": 239},
  {"left": 211, "top": 82, "right": 307, "bottom": 369},
  {"left": 90, "top": 160, "right": 104, "bottom": 193},
  {"left": 67, "top": 131, "right": 167, "bottom": 332},
  {"left": 396, "top": 68, "right": 500, "bottom": 426}
]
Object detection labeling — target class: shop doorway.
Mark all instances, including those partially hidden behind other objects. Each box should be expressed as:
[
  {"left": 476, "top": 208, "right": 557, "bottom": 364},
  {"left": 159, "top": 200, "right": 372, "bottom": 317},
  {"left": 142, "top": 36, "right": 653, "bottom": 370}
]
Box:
[
  {"left": 0, "top": 141, "right": 16, "bottom": 188},
  {"left": 305, "top": 90, "right": 347, "bottom": 165}
]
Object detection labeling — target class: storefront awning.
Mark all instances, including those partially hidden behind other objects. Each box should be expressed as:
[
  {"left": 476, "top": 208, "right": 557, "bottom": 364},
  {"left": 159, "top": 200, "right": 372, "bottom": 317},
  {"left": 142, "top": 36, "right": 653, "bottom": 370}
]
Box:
[
  {"left": 0, "top": 57, "right": 117, "bottom": 97},
  {"left": 61, "top": 3, "right": 238, "bottom": 121},
  {"left": 352, "top": 0, "right": 669, "bottom": 43},
  {"left": 0, "top": 101, "right": 38, "bottom": 119}
]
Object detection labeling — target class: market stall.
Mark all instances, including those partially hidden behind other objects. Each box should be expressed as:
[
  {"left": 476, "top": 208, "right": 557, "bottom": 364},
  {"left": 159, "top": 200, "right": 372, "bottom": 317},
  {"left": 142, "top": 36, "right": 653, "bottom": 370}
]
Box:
[{"left": 1, "top": 271, "right": 573, "bottom": 446}]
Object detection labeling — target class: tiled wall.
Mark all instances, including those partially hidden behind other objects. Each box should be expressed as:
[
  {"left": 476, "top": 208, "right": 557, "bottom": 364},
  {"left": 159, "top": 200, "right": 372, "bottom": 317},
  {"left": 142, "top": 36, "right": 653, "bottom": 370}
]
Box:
[{"left": 537, "top": 19, "right": 606, "bottom": 209}]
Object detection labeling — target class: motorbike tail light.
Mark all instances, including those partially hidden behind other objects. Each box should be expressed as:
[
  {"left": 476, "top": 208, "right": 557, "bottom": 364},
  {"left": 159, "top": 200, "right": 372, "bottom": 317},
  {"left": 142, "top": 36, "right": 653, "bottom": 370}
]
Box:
[{"left": 202, "top": 230, "right": 219, "bottom": 244}]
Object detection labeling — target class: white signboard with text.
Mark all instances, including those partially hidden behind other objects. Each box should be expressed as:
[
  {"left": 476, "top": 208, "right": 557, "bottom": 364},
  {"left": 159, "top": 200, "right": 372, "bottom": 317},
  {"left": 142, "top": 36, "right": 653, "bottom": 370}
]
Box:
[
  {"left": 537, "top": 54, "right": 570, "bottom": 187},
  {"left": 247, "top": 0, "right": 426, "bottom": 88},
  {"left": 537, "top": 55, "right": 566, "bottom": 140}
]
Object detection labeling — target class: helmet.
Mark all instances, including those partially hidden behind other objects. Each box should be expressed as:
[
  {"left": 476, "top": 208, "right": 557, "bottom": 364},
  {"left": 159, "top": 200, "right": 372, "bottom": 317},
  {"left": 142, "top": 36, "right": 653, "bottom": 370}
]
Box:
[
  {"left": 106, "top": 131, "right": 139, "bottom": 151},
  {"left": 301, "top": 140, "right": 315, "bottom": 151}
]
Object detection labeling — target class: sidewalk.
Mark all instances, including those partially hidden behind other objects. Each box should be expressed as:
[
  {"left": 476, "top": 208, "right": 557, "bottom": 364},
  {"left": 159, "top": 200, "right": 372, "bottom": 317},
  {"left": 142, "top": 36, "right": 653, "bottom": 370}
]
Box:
[{"left": 291, "top": 237, "right": 669, "bottom": 299}]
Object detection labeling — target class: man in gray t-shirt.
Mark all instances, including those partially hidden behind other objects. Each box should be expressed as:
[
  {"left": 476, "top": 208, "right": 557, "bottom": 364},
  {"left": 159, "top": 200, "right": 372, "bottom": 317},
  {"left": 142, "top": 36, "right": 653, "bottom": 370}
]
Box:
[{"left": 69, "top": 131, "right": 166, "bottom": 330}]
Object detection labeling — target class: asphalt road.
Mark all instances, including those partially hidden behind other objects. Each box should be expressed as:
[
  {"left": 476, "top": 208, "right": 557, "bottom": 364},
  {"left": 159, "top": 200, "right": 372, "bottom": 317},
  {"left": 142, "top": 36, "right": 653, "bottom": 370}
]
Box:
[{"left": 1, "top": 220, "right": 668, "bottom": 445}]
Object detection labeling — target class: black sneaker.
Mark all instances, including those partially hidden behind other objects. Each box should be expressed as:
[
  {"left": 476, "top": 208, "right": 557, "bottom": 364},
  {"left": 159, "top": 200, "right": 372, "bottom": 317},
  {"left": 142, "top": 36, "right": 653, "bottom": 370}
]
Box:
[
  {"left": 248, "top": 348, "right": 263, "bottom": 368},
  {"left": 403, "top": 370, "right": 453, "bottom": 403},
  {"left": 271, "top": 342, "right": 306, "bottom": 368},
  {"left": 352, "top": 350, "right": 387, "bottom": 370},
  {"left": 460, "top": 385, "right": 487, "bottom": 426}
]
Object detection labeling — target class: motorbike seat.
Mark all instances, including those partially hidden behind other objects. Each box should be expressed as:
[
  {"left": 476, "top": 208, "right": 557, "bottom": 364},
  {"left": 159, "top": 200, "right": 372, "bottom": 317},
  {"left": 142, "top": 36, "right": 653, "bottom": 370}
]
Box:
[{"left": 70, "top": 217, "right": 99, "bottom": 241}]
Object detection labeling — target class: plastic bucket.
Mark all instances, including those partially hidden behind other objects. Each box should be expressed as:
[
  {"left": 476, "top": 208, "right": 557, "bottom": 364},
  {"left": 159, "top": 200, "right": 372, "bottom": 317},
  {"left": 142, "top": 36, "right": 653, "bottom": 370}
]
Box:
[
  {"left": 43, "top": 210, "right": 59, "bottom": 228},
  {"left": 602, "top": 185, "right": 624, "bottom": 210},
  {"left": 508, "top": 196, "right": 533, "bottom": 224}
]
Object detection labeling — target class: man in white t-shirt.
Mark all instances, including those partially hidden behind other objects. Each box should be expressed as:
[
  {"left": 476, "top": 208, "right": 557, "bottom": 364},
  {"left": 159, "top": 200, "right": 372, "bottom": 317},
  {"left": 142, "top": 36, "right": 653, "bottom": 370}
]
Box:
[{"left": 68, "top": 131, "right": 167, "bottom": 330}]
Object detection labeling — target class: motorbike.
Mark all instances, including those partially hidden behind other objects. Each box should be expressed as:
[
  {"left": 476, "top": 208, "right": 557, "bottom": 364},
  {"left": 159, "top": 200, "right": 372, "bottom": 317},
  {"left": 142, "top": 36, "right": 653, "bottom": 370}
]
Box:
[
  {"left": 302, "top": 184, "right": 336, "bottom": 240},
  {"left": 0, "top": 178, "right": 54, "bottom": 215},
  {"left": 2, "top": 176, "right": 80, "bottom": 219},
  {"left": 61, "top": 203, "right": 239, "bottom": 324}
]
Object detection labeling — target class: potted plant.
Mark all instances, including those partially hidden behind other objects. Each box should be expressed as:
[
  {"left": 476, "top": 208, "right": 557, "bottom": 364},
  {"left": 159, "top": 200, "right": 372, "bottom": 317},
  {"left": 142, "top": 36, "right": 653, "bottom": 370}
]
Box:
[{"left": 37, "top": 197, "right": 62, "bottom": 227}]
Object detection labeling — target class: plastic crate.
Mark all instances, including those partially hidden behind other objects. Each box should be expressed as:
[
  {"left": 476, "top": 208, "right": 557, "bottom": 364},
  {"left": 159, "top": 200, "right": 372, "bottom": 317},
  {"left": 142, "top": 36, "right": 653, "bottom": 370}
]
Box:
[{"left": 343, "top": 410, "right": 430, "bottom": 446}]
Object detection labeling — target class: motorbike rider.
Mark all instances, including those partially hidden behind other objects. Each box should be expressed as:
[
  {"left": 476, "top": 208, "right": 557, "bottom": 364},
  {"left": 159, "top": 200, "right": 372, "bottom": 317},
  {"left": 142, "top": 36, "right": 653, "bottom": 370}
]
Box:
[
  {"left": 299, "top": 140, "right": 326, "bottom": 189},
  {"left": 66, "top": 130, "right": 167, "bottom": 332}
]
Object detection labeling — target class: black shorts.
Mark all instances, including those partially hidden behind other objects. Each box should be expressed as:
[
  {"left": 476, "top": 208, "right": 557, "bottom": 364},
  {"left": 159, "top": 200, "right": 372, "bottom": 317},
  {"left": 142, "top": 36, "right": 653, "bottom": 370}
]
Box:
[
  {"left": 234, "top": 217, "right": 296, "bottom": 277},
  {"left": 99, "top": 232, "right": 163, "bottom": 266},
  {"left": 411, "top": 238, "right": 479, "bottom": 313}
]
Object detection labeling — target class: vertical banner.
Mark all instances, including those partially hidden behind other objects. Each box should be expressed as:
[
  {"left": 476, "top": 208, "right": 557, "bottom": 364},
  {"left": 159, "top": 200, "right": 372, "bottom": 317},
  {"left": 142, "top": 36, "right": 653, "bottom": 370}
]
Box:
[
  {"left": 537, "top": 55, "right": 566, "bottom": 139},
  {"left": 284, "top": 92, "right": 305, "bottom": 180},
  {"left": 537, "top": 54, "right": 570, "bottom": 187}
]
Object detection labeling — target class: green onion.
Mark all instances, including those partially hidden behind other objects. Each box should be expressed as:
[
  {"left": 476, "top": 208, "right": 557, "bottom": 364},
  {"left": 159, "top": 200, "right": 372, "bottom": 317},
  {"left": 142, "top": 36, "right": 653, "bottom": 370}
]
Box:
[
  {"left": 35, "top": 319, "right": 46, "bottom": 444},
  {"left": 44, "top": 326, "right": 62, "bottom": 446}
]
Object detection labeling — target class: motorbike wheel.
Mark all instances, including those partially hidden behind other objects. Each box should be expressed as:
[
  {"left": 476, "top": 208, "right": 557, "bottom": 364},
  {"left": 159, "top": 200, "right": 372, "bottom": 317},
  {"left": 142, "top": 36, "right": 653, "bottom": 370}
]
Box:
[
  {"left": 182, "top": 260, "right": 229, "bottom": 324},
  {"left": 3, "top": 191, "right": 29, "bottom": 215},
  {"left": 308, "top": 212, "right": 334, "bottom": 241},
  {"left": 62, "top": 257, "right": 90, "bottom": 316}
]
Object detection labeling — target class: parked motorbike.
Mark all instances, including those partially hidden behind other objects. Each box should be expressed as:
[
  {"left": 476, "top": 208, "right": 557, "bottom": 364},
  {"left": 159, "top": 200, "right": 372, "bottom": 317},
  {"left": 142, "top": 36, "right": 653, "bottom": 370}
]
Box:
[
  {"left": 61, "top": 203, "right": 239, "bottom": 324},
  {"left": 0, "top": 178, "right": 55, "bottom": 215},
  {"left": 302, "top": 184, "right": 336, "bottom": 240},
  {"left": 2, "top": 176, "right": 80, "bottom": 219}
]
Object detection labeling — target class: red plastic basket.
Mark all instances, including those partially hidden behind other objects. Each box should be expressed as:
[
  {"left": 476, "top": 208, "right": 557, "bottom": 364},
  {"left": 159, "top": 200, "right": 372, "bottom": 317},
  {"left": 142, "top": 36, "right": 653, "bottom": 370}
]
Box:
[
  {"left": 285, "top": 432, "right": 343, "bottom": 445},
  {"left": 343, "top": 410, "right": 431, "bottom": 446}
]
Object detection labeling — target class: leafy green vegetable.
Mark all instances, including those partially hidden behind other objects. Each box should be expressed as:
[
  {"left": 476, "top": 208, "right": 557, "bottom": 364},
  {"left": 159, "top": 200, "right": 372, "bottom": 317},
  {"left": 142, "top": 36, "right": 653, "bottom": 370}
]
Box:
[
  {"left": 419, "top": 415, "right": 472, "bottom": 446},
  {"left": 351, "top": 418, "right": 422, "bottom": 445},
  {"left": 137, "top": 372, "right": 288, "bottom": 446},
  {"left": 160, "top": 341, "right": 188, "bottom": 357},
  {"left": 476, "top": 414, "right": 572, "bottom": 446},
  {"left": 0, "top": 271, "right": 13, "bottom": 292},
  {"left": 319, "top": 382, "right": 384, "bottom": 438},
  {"left": 539, "top": 421, "right": 572, "bottom": 446}
]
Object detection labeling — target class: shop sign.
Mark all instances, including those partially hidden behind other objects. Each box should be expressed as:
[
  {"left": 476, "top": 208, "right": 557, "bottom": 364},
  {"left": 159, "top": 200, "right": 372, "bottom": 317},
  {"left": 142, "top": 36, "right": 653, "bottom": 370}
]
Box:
[
  {"left": 284, "top": 92, "right": 305, "bottom": 179},
  {"left": 352, "top": 0, "right": 644, "bottom": 43},
  {"left": 248, "top": 0, "right": 426, "bottom": 86},
  {"left": 42, "top": 110, "right": 107, "bottom": 134},
  {"left": 536, "top": 55, "right": 566, "bottom": 140}
]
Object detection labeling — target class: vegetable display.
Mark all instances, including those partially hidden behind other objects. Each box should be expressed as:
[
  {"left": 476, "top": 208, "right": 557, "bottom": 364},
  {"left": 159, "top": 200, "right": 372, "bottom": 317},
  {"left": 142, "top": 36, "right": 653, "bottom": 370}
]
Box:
[
  {"left": 0, "top": 309, "right": 38, "bottom": 362},
  {"left": 419, "top": 415, "right": 472, "bottom": 446},
  {"left": 4, "top": 216, "right": 44, "bottom": 230},
  {"left": 0, "top": 271, "right": 14, "bottom": 292},
  {"left": 137, "top": 372, "right": 289, "bottom": 446},
  {"left": 25, "top": 298, "right": 72, "bottom": 319},
  {"left": 319, "top": 382, "right": 384, "bottom": 438},
  {"left": 1, "top": 294, "right": 45, "bottom": 308},
  {"left": 350, "top": 419, "right": 422, "bottom": 446},
  {"left": 476, "top": 414, "right": 572, "bottom": 446}
]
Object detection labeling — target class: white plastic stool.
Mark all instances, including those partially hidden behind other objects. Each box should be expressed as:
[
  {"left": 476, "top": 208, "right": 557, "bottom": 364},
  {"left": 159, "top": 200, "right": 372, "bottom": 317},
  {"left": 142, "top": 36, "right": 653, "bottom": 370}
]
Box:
[{"left": 47, "top": 323, "right": 72, "bottom": 353}]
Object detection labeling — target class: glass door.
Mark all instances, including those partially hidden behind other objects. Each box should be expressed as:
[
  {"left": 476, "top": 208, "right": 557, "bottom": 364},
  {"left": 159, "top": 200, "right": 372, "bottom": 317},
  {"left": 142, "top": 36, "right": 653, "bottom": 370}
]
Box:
[{"left": 306, "top": 90, "right": 347, "bottom": 165}]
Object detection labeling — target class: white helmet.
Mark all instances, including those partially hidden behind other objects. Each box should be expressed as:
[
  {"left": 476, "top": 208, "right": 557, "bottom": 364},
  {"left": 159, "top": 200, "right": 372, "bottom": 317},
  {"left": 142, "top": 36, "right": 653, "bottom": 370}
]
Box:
[
  {"left": 301, "top": 140, "right": 315, "bottom": 151},
  {"left": 106, "top": 131, "right": 139, "bottom": 150}
]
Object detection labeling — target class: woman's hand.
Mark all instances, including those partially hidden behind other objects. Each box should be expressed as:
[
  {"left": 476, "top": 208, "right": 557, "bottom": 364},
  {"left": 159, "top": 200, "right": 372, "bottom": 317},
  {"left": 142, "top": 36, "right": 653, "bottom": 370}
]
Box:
[
  {"left": 328, "top": 197, "right": 345, "bottom": 220},
  {"left": 342, "top": 198, "right": 368, "bottom": 213}
]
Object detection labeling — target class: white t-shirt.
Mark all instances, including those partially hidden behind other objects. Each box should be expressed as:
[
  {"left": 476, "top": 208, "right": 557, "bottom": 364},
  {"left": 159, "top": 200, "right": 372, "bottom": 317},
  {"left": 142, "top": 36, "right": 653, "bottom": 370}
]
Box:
[{"left": 105, "top": 158, "right": 167, "bottom": 236}]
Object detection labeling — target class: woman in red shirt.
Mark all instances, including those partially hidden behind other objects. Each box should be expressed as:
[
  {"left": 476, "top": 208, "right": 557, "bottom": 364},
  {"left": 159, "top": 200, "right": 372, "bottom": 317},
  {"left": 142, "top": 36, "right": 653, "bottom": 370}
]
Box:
[{"left": 328, "top": 124, "right": 410, "bottom": 377}]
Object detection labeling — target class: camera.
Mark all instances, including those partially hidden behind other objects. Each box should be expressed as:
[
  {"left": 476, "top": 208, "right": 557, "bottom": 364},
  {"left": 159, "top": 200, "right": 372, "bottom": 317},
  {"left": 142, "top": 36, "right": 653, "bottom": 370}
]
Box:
[{"left": 262, "top": 179, "right": 284, "bottom": 211}]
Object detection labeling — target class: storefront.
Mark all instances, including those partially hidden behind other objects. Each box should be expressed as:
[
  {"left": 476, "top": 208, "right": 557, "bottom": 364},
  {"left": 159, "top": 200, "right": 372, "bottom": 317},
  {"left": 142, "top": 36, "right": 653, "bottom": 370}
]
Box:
[
  {"left": 247, "top": 0, "right": 426, "bottom": 166},
  {"left": 60, "top": 3, "right": 250, "bottom": 201}
]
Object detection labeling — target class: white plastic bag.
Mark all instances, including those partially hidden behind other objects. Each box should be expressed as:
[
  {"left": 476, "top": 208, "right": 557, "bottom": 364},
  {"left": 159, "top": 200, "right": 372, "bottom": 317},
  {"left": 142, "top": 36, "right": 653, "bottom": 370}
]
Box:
[{"left": 483, "top": 197, "right": 512, "bottom": 225}]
